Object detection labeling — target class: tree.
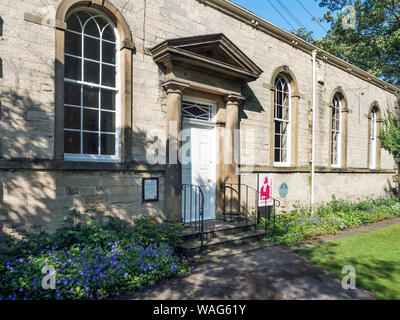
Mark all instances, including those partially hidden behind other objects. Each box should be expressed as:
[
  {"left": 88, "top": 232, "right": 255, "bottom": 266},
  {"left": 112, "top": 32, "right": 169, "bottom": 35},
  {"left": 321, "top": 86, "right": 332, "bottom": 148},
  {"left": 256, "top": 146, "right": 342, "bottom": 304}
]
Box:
[
  {"left": 312, "top": 0, "right": 400, "bottom": 86},
  {"left": 291, "top": 27, "right": 315, "bottom": 43}
]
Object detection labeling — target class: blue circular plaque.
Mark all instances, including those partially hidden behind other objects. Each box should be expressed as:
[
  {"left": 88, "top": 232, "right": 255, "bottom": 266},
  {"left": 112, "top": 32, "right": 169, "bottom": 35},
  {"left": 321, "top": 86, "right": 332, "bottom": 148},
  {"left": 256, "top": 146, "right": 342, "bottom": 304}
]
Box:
[{"left": 279, "top": 182, "right": 288, "bottom": 197}]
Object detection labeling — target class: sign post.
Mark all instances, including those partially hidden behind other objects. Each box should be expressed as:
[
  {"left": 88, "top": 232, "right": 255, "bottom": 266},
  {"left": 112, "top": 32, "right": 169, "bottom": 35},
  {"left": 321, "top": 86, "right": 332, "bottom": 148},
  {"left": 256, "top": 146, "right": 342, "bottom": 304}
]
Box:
[
  {"left": 258, "top": 174, "right": 273, "bottom": 207},
  {"left": 257, "top": 174, "right": 273, "bottom": 227}
]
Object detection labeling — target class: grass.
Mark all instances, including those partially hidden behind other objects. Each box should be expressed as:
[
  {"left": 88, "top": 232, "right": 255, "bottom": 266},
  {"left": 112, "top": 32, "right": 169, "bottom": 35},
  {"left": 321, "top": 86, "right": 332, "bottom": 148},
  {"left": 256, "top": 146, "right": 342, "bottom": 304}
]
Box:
[{"left": 295, "top": 223, "right": 400, "bottom": 300}]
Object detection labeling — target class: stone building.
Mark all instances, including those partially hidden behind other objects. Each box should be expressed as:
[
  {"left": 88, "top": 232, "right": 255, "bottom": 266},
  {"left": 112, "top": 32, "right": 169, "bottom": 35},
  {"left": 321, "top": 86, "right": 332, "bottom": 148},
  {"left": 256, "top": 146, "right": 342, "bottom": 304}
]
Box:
[{"left": 0, "top": 0, "right": 398, "bottom": 235}]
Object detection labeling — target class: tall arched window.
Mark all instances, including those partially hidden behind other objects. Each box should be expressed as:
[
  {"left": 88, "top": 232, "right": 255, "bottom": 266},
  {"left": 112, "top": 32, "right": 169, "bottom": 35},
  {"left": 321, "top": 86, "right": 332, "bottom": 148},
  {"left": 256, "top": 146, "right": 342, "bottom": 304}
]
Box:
[
  {"left": 368, "top": 105, "right": 382, "bottom": 169},
  {"left": 369, "top": 107, "right": 378, "bottom": 169},
  {"left": 331, "top": 94, "right": 342, "bottom": 167},
  {"left": 63, "top": 8, "right": 120, "bottom": 162},
  {"left": 274, "top": 76, "right": 291, "bottom": 166}
]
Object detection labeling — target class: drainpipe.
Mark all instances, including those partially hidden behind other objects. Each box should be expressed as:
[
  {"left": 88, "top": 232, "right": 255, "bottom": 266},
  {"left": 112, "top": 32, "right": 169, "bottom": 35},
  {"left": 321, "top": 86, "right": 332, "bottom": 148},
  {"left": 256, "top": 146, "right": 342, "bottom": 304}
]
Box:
[{"left": 311, "top": 50, "right": 317, "bottom": 208}]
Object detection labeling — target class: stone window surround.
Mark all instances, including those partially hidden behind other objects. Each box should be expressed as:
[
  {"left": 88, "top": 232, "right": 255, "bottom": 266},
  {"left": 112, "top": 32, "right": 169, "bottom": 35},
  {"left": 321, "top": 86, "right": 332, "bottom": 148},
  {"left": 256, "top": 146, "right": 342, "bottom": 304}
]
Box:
[
  {"left": 328, "top": 87, "right": 349, "bottom": 169},
  {"left": 54, "top": 0, "right": 134, "bottom": 163},
  {"left": 63, "top": 8, "right": 121, "bottom": 162},
  {"left": 273, "top": 75, "right": 292, "bottom": 167},
  {"left": 331, "top": 94, "right": 342, "bottom": 168},
  {"left": 368, "top": 102, "right": 383, "bottom": 170},
  {"left": 269, "top": 66, "right": 300, "bottom": 168}
]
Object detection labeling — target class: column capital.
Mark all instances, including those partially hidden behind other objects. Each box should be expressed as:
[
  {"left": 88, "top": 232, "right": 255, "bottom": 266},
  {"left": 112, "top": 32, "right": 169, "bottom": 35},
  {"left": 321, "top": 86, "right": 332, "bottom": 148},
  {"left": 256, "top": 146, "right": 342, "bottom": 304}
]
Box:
[
  {"left": 162, "top": 80, "right": 190, "bottom": 95},
  {"left": 224, "top": 94, "right": 245, "bottom": 106}
]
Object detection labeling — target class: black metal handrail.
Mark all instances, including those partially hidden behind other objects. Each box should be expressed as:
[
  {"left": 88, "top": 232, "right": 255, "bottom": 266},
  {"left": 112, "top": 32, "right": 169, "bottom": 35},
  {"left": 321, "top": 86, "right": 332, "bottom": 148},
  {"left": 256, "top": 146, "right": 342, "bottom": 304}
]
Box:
[
  {"left": 221, "top": 183, "right": 280, "bottom": 240},
  {"left": 181, "top": 184, "right": 205, "bottom": 253}
]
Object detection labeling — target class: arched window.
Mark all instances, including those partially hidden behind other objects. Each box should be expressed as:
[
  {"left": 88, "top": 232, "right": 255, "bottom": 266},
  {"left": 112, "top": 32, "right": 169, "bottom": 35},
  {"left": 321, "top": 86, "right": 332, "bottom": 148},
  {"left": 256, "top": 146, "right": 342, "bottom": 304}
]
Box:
[
  {"left": 369, "top": 105, "right": 381, "bottom": 169},
  {"left": 63, "top": 8, "right": 120, "bottom": 161},
  {"left": 331, "top": 94, "right": 342, "bottom": 167},
  {"left": 274, "top": 76, "right": 291, "bottom": 165}
]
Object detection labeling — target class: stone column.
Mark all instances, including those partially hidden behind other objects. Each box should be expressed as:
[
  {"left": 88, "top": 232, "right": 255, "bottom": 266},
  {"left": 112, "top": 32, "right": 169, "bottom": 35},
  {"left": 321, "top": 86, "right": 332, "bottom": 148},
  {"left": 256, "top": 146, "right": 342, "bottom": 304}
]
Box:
[
  {"left": 224, "top": 94, "right": 244, "bottom": 185},
  {"left": 162, "top": 80, "right": 190, "bottom": 221},
  {"left": 223, "top": 94, "right": 244, "bottom": 217}
]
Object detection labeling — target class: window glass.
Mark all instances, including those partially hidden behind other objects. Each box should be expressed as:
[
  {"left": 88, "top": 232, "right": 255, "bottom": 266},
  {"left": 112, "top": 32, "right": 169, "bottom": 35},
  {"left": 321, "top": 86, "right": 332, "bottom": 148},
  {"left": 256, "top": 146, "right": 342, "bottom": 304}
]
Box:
[
  {"left": 65, "top": 31, "right": 81, "bottom": 56},
  {"left": 331, "top": 95, "right": 341, "bottom": 166},
  {"left": 64, "top": 9, "right": 118, "bottom": 160},
  {"left": 274, "top": 76, "right": 290, "bottom": 164}
]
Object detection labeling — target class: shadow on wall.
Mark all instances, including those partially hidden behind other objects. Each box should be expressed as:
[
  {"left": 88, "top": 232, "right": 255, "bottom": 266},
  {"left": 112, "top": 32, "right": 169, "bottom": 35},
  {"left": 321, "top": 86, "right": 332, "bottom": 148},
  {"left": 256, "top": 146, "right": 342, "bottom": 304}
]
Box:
[
  {"left": 240, "top": 83, "right": 264, "bottom": 120},
  {"left": 0, "top": 87, "right": 55, "bottom": 159},
  {"left": 385, "top": 177, "right": 397, "bottom": 198},
  {"left": 0, "top": 88, "right": 167, "bottom": 243}
]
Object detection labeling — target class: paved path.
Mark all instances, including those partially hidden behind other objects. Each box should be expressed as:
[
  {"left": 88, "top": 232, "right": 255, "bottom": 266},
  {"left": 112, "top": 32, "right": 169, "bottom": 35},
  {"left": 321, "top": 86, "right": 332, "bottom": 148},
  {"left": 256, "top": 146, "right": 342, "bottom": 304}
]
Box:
[
  {"left": 121, "top": 246, "right": 375, "bottom": 300},
  {"left": 120, "top": 218, "right": 400, "bottom": 300}
]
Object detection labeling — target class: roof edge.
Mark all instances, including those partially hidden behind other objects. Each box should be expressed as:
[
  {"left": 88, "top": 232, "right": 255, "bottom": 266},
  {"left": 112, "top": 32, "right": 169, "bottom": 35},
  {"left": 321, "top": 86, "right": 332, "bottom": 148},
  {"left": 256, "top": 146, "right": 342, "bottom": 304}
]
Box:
[{"left": 197, "top": 0, "right": 400, "bottom": 94}]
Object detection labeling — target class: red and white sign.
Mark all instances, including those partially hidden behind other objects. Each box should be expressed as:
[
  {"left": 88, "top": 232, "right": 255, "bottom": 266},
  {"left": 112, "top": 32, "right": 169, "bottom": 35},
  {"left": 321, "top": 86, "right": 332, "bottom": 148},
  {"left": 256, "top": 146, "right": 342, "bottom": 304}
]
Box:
[{"left": 258, "top": 174, "right": 273, "bottom": 207}]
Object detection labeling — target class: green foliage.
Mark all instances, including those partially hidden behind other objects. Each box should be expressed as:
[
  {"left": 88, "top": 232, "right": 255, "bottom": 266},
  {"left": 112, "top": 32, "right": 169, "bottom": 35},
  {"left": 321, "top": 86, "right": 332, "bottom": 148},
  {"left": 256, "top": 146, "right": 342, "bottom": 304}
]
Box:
[
  {"left": 379, "top": 108, "right": 400, "bottom": 156},
  {"left": 2, "top": 209, "right": 183, "bottom": 258},
  {"left": 312, "top": 0, "right": 400, "bottom": 86},
  {"left": 0, "top": 209, "right": 188, "bottom": 300},
  {"left": 291, "top": 26, "right": 315, "bottom": 43},
  {"left": 134, "top": 216, "right": 183, "bottom": 249},
  {"left": 263, "top": 196, "right": 400, "bottom": 245}
]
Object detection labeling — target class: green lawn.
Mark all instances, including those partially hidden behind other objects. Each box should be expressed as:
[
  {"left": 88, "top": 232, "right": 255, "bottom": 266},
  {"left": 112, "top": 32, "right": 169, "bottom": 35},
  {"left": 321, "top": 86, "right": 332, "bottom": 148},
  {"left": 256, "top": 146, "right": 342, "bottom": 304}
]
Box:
[{"left": 295, "top": 223, "right": 400, "bottom": 300}]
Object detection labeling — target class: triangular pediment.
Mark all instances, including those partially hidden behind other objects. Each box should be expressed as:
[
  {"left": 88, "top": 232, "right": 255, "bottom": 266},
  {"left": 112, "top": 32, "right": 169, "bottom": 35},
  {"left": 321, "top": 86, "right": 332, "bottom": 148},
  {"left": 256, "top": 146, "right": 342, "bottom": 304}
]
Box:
[
  {"left": 151, "top": 34, "right": 263, "bottom": 82},
  {"left": 180, "top": 43, "right": 247, "bottom": 70}
]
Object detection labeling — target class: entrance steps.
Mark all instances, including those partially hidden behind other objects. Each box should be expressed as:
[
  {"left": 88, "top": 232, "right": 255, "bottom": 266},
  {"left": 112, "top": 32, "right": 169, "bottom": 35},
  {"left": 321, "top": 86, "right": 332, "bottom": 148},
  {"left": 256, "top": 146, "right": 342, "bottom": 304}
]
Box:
[{"left": 179, "top": 219, "right": 269, "bottom": 259}]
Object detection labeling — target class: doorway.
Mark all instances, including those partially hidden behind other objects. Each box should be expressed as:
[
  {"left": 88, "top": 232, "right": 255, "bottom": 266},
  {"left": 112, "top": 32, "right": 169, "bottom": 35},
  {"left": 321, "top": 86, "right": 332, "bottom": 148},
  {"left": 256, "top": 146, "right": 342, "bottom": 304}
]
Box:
[{"left": 181, "top": 99, "right": 217, "bottom": 221}]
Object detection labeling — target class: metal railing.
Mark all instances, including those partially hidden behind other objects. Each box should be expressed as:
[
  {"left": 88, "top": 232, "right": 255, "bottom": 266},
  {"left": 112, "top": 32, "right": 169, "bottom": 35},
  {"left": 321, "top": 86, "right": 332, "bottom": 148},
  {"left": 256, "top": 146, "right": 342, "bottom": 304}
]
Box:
[
  {"left": 221, "top": 183, "right": 280, "bottom": 240},
  {"left": 181, "top": 184, "right": 205, "bottom": 252}
]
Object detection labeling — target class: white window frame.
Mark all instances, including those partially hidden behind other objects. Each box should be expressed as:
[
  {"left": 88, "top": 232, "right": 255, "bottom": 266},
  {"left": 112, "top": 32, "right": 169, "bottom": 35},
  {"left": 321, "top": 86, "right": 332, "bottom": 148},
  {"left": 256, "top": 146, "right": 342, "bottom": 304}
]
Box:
[
  {"left": 331, "top": 95, "right": 342, "bottom": 168},
  {"left": 63, "top": 8, "right": 121, "bottom": 163},
  {"left": 369, "top": 108, "right": 377, "bottom": 169},
  {"left": 181, "top": 98, "right": 217, "bottom": 127},
  {"left": 273, "top": 76, "right": 291, "bottom": 167}
]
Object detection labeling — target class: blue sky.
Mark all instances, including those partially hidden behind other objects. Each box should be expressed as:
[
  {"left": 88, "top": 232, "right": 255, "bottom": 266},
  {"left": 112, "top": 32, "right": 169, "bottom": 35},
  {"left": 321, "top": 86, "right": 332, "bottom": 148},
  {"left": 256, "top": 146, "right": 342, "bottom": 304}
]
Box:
[{"left": 231, "top": 0, "right": 331, "bottom": 40}]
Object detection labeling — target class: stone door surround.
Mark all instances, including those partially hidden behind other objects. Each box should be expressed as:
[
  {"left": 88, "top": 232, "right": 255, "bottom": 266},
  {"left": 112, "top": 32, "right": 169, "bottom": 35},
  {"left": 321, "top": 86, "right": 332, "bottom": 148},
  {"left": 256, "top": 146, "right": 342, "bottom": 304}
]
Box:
[{"left": 150, "top": 34, "right": 263, "bottom": 220}]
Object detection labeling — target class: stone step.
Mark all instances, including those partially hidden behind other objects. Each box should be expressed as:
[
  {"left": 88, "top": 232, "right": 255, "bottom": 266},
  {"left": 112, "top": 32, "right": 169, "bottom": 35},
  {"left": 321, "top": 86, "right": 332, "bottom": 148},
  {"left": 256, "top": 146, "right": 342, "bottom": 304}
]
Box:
[
  {"left": 179, "top": 229, "right": 267, "bottom": 256},
  {"left": 183, "top": 220, "right": 256, "bottom": 241},
  {"left": 192, "top": 241, "right": 278, "bottom": 263}
]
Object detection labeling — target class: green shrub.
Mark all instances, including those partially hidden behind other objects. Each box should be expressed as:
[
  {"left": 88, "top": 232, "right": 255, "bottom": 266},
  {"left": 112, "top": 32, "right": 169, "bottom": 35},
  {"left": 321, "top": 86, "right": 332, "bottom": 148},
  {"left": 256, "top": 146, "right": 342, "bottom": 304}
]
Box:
[
  {"left": 1, "top": 209, "right": 183, "bottom": 258},
  {"left": 0, "top": 209, "right": 188, "bottom": 300},
  {"left": 134, "top": 216, "right": 183, "bottom": 249},
  {"left": 263, "top": 196, "right": 400, "bottom": 245}
]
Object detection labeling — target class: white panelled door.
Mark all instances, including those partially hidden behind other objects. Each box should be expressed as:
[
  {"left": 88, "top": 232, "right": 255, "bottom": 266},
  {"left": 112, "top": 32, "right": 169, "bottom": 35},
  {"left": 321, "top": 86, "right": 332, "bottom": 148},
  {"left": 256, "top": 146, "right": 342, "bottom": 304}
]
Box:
[{"left": 181, "top": 100, "right": 217, "bottom": 221}]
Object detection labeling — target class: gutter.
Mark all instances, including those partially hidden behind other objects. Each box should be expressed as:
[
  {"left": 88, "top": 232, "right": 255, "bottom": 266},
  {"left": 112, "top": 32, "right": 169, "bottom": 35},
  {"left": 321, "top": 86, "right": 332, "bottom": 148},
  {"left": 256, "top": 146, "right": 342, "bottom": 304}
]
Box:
[{"left": 311, "top": 50, "right": 317, "bottom": 207}]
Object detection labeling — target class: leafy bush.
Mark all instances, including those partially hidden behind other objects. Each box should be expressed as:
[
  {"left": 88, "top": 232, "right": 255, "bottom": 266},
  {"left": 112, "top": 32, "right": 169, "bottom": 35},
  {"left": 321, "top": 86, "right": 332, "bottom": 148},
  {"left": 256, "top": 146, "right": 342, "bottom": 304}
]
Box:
[
  {"left": 1, "top": 209, "right": 183, "bottom": 258},
  {"left": 263, "top": 196, "right": 400, "bottom": 245},
  {"left": 0, "top": 209, "right": 188, "bottom": 300},
  {"left": 134, "top": 216, "right": 183, "bottom": 249}
]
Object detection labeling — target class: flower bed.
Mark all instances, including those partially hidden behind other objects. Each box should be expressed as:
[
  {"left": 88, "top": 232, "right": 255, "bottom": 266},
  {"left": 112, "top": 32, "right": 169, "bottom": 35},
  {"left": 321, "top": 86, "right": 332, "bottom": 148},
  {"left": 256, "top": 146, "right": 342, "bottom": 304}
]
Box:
[
  {"left": 263, "top": 197, "right": 400, "bottom": 245},
  {"left": 0, "top": 211, "right": 189, "bottom": 300},
  {"left": 0, "top": 240, "right": 187, "bottom": 300}
]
